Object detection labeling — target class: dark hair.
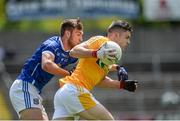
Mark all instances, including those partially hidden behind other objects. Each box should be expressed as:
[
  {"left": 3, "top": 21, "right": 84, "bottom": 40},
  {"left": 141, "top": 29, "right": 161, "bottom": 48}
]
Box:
[
  {"left": 107, "top": 20, "right": 133, "bottom": 33},
  {"left": 60, "top": 18, "right": 83, "bottom": 36}
]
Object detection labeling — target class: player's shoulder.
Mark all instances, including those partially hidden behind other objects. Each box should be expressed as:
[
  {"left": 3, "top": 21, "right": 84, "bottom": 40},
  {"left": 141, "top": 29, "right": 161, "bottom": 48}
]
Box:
[
  {"left": 85, "top": 35, "right": 108, "bottom": 49},
  {"left": 43, "top": 36, "right": 59, "bottom": 45},
  {"left": 87, "top": 35, "right": 108, "bottom": 44},
  {"left": 46, "top": 36, "right": 58, "bottom": 42},
  {"left": 90, "top": 35, "right": 107, "bottom": 40}
]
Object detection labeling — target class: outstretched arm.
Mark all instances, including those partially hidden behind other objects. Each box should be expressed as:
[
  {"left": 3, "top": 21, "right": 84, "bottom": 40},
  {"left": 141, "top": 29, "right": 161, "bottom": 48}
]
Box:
[
  {"left": 96, "top": 76, "right": 138, "bottom": 92},
  {"left": 96, "top": 76, "right": 120, "bottom": 89}
]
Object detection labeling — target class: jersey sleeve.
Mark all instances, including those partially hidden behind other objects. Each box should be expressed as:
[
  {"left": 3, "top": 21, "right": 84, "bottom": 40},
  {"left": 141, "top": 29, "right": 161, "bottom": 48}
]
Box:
[
  {"left": 41, "top": 42, "right": 57, "bottom": 58},
  {"left": 84, "top": 36, "right": 109, "bottom": 50},
  {"left": 70, "top": 58, "right": 78, "bottom": 64}
]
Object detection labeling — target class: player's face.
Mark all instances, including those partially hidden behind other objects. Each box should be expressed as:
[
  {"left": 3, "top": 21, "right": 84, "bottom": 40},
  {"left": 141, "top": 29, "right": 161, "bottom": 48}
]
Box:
[
  {"left": 69, "top": 28, "right": 83, "bottom": 48},
  {"left": 116, "top": 31, "right": 131, "bottom": 50}
]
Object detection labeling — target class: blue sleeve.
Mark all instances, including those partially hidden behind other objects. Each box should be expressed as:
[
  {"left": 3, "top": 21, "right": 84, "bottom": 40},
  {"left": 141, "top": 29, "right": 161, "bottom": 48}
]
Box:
[
  {"left": 70, "top": 58, "right": 78, "bottom": 64},
  {"left": 42, "top": 43, "right": 56, "bottom": 56}
]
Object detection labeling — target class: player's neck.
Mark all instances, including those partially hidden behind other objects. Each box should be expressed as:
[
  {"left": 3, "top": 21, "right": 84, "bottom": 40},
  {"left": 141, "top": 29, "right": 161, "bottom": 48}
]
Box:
[{"left": 61, "top": 37, "right": 71, "bottom": 51}]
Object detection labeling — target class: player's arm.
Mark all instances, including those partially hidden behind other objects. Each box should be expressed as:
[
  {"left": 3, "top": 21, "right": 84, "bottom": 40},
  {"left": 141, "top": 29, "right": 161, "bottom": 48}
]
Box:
[
  {"left": 69, "top": 41, "right": 116, "bottom": 59},
  {"left": 96, "top": 76, "right": 120, "bottom": 89},
  {"left": 97, "top": 65, "right": 129, "bottom": 88},
  {"left": 69, "top": 42, "right": 94, "bottom": 58},
  {"left": 41, "top": 51, "right": 70, "bottom": 77},
  {"left": 96, "top": 76, "right": 138, "bottom": 92}
]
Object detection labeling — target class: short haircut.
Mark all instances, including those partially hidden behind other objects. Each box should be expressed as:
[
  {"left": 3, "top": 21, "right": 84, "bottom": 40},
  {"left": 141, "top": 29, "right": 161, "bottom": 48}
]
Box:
[
  {"left": 60, "top": 18, "right": 83, "bottom": 36},
  {"left": 107, "top": 20, "right": 133, "bottom": 33}
]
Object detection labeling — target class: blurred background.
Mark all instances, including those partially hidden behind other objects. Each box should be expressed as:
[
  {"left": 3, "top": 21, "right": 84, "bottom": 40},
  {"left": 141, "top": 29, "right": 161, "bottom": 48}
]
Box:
[{"left": 0, "top": 0, "right": 180, "bottom": 120}]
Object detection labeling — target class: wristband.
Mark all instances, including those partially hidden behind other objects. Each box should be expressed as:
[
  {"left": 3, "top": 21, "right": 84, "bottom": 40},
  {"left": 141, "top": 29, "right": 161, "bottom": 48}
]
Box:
[
  {"left": 92, "top": 50, "right": 97, "bottom": 57},
  {"left": 120, "top": 80, "right": 125, "bottom": 89},
  {"left": 116, "top": 65, "right": 120, "bottom": 70}
]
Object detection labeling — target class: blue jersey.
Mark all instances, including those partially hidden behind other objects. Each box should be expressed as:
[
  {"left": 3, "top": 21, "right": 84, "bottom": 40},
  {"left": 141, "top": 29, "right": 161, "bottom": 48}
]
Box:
[{"left": 17, "top": 36, "right": 77, "bottom": 92}]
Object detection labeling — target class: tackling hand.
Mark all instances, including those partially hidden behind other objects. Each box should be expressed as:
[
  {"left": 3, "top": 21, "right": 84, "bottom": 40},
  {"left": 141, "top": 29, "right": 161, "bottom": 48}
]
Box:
[
  {"left": 117, "top": 66, "right": 128, "bottom": 81},
  {"left": 68, "top": 66, "right": 76, "bottom": 75}
]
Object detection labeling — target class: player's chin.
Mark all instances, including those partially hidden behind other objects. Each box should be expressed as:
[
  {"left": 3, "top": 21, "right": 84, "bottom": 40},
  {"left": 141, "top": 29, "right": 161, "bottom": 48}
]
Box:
[
  {"left": 121, "top": 46, "right": 126, "bottom": 51},
  {"left": 71, "top": 43, "right": 78, "bottom": 48},
  {"left": 75, "top": 40, "right": 81, "bottom": 45}
]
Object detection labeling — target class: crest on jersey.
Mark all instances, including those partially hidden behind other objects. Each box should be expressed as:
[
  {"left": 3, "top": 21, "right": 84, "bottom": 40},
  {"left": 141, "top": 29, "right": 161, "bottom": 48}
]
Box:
[
  {"left": 96, "top": 59, "right": 106, "bottom": 68},
  {"left": 96, "top": 59, "right": 109, "bottom": 73},
  {"left": 33, "top": 98, "right": 39, "bottom": 105}
]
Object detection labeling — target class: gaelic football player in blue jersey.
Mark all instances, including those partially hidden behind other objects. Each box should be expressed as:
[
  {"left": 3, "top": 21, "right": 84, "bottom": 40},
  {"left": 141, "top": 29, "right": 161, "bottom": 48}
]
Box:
[{"left": 9, "top": 18, "right": 83, "bottom": 120}]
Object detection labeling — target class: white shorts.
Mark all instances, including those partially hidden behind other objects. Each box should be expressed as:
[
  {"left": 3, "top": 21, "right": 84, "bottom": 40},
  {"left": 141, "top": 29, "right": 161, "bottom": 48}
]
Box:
[
  {"left": 53, "top": 83, "right": 100, "bottom": 119},
  {"left": 9, "top": 79, "right": 46, "bottom": 116}
]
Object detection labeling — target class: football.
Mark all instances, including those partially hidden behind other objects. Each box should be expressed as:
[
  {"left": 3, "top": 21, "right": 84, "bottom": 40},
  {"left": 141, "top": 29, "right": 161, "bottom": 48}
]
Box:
[{"left": 100, "top": 41, "right": 122, "bottom": 65}]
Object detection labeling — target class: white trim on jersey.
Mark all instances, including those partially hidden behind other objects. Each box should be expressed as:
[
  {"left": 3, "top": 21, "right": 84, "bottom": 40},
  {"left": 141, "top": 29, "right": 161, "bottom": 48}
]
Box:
[
  {"left": 59, "top": 37, "right": 70, "bottom": 52},
  {"left": 31, "top": 63, "right": 40, "bottom": 76},
  {"left": 32, "top": 79, "right": 35, "bottom": 85},
  {"left": 42, "top": 50, "right": 55, "bottom": 59}
]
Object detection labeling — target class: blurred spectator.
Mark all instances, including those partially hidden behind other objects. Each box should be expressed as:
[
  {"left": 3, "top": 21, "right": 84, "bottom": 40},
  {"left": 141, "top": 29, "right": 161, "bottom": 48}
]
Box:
[{"left": 161, "top": 91, "right": 179, "bottom": 107}]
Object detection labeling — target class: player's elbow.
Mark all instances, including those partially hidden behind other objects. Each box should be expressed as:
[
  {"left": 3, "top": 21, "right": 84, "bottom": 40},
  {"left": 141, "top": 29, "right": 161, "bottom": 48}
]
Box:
[
  {"left": 69, "top": 45, "right": 84, "bottom": 58},
  {"left": 41, "top": 61, "right": 53, "bottom": 71}
]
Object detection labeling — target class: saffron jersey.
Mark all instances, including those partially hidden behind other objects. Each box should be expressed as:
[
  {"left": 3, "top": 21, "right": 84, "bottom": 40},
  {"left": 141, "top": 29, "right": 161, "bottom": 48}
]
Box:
[{"left": 60, "top": 36, "right": 111, "bottom": 91}]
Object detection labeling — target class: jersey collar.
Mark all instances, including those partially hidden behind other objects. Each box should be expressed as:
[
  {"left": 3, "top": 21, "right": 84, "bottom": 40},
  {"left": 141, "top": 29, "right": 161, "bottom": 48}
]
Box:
[{"left": 59, "top": 37, "right": 70, "bottom": 52}]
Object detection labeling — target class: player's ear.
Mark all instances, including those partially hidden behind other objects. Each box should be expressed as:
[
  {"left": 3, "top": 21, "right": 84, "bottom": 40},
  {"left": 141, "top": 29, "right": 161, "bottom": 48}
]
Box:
[
  {"left": 67, "top": 31, "right": 70, "bottom": 38},
  {"left": 115, "top": 32, "right": 120, "bottom": 38}
]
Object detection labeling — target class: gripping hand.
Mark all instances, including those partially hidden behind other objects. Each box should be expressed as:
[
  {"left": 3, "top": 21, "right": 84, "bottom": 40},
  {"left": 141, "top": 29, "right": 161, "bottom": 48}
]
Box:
[
  {"left": 68, "top": 66, "right": 76, "bottom": 75},
  {"left": 117, "top": 66, "right": 128, "bottom": 81},
  {"left": 92, "top": 46, "right": 117, "bottom": 60},
  {"left": 97, "top": 48, "right": 117, "bottom": 60}
]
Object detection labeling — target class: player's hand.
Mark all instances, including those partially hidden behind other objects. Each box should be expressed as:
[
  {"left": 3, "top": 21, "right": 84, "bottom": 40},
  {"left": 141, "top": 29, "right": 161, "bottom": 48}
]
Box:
[
  {"left": 120, "top": 80, "right": 138, "bottom": 92},
  {"left": 68, "top": 66, "right": 76, "bottom": 75},
  {"left": 96, "top": 47, "right": 117, "bottom": 60},
  {"left": 117, "top": 66, "right": 128, "bottom": 81}
]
